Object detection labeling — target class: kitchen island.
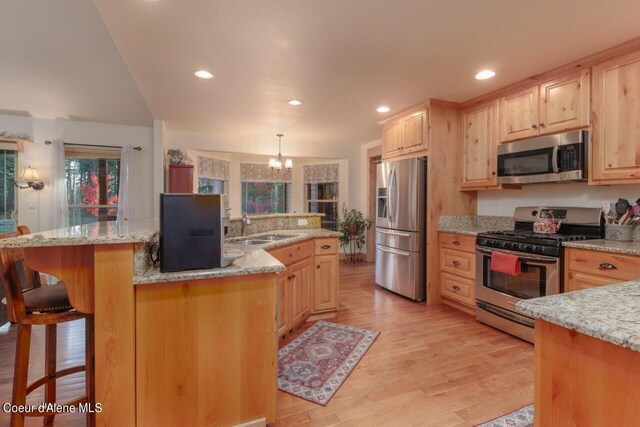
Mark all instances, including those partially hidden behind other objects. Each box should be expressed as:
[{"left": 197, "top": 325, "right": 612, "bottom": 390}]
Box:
[
  {"left": 517, "top": 281, "right": 640, "bottom": 426},
  {"left": 0, "top": 219, "right": 340, "bottom": 427}
]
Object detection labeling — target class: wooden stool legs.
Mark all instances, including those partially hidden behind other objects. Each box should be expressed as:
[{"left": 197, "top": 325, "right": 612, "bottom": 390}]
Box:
[
  {"left": 11, "top": 324, "right": 31, "bottom": 427},
  {"left": 44, "top": 324, "right": 57, "bottom": 425}
]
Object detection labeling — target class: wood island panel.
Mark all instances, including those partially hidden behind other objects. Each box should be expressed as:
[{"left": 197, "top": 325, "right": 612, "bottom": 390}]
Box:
[
  {"left": 134, "top": 273, "right": 278, "bottom": 426},
  {"left": 535, "top": 319, "right": 640, "bottom": 426}
]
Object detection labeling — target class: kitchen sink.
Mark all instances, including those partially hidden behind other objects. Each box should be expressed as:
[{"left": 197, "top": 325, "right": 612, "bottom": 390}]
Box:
[
  {"left": 235, "top": 239, "right": 272, "bottom": 245},
  {"left": 260, "top": 234, "right": 299, "bottom": 241}
]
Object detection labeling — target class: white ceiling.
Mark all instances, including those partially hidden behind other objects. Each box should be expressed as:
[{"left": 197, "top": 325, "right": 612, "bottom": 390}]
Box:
[
  {"left": 0, "top": 0, "right": 152, "bottom": 126},
  {"left": 4, "top": 1, "right": 640, "bottom": 146}
]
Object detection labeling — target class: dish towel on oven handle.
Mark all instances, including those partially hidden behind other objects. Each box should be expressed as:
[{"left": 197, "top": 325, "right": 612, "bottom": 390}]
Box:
[{"left": 490, "top": 251, "right": 521, "bottom": 276}]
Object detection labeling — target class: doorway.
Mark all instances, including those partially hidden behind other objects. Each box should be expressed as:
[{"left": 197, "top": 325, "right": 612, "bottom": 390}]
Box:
[{"left": 366, "top": 147, "right": 382, "bottom": 262}]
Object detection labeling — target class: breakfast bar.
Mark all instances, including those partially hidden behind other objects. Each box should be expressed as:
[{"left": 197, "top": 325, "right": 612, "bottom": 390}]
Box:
[
  {"left": 517, "top": 282, "right": 640, "bottom": 426},
  {"left": 0, "top": 219, "right": 340, "bottom": 426}
]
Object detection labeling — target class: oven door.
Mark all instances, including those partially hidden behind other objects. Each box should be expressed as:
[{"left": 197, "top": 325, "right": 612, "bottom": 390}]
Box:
[{"left": 475, "top": 246, "right": 560, "bottom": 311}]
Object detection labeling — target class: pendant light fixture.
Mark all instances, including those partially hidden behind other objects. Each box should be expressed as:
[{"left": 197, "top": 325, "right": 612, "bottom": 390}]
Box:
[{"left": 268, "top": 133, "right": 293, "bottom": 172}]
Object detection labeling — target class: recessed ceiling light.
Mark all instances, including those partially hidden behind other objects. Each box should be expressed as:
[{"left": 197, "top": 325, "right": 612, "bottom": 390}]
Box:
[
  {"left": 376, "top": 106, "right": 390, "bottom": 113},
  {"left": 288, "top": 99, "right": 303, "bottom": 106},
  {"left": 194, "top": 70, "right": 214, "bottom": 79},
  {"left": 475, "top": 70, "right": 496, "bottom": 80}
]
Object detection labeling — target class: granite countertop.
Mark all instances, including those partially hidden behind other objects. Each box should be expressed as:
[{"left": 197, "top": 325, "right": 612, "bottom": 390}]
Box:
[
  {"left": 563, "top": 239, "right": 640, "bottom": 256},
  {"left": 437, "top": 215, "right": 514, "bottom": 236},
  {"left": 516, "top": 280, "right": 640, "bottom": 352},
  {"left": 134, "top": 228, "right": 342, "bottom": 285},
  {"left": 0, "top": 218, "right": 158, "bottom": 248}
]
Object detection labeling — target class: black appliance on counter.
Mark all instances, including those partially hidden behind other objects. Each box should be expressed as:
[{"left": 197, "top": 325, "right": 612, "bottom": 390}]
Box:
[
  {"left": 475, "top": 206, "right": 604, "bottom": 343},
  {"left": 160, "top": 194, "right": 224, "bottom": 272}
]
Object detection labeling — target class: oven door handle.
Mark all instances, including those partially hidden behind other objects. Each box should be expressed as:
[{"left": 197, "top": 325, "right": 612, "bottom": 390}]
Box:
[{"left": 476, "top": 246, "right": 559, "bottom": 264}]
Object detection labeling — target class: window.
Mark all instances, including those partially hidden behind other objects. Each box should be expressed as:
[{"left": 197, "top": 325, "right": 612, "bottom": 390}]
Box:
[
  {"left": 303, "top": 164, "right": 339, "bottom": 230},
  {"left": 66, "top": 154, "right": 120, "bottom": 226},
  {"left": 241, "top": 181, "right": 291, "bottom": 214},
  {"left": 0, "top": 149, "right": 16, "bottom": 232}
]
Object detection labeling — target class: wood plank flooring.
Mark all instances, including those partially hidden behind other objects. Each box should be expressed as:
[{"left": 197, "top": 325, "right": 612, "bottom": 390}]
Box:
[{"left": 0, "top": 262, "right": 533, "bottom": 426}]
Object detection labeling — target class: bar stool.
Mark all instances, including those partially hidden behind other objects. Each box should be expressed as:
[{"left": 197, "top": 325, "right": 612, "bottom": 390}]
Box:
[{"left": 0, "top": 228, "right": 94, "bottom": 427}]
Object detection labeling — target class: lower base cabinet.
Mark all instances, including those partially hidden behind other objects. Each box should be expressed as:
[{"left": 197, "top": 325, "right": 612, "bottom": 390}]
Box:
[
  {"left": 565, "top": 247, "right": 640, "bottom": 292},
  {"left": 270, "top": 237, "right": 339, "bottom": 338}
]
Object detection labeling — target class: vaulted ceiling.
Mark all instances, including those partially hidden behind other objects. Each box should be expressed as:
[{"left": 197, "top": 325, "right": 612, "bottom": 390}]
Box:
[
  {"left": 3, "top": 1, "right": 640, "bottom": 145},
  {"left": 0, "top": 0, "right": 152, "bottom": 126}
]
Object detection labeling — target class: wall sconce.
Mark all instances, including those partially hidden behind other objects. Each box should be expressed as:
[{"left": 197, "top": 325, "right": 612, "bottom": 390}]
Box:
[{"left": 15, "top": 165, "right": 44, "bottom": 190}]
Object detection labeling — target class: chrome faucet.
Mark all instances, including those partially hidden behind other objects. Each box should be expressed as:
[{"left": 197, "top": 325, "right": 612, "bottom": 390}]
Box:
[{"left": 241, "top": 212, "right": 252, "bottom": 236}]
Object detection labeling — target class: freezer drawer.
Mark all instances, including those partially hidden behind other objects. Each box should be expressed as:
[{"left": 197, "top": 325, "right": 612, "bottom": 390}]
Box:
[
  {"left": 375, "top": 245, "right": 424, "bottom": 301},
  {"left": 375, "top": 228, "right": 419, "bottom": 252}
]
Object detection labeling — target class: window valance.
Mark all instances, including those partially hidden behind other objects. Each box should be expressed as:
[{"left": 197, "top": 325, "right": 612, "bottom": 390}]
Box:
[
  {"left": 198, "top": 156, "right": 230, "bottom": 181},
  {"left": 303, "top": 163, "right": 339, "bottom": 183},
  {"left": 241, "top": 163, "right": 292, "bottom": 182}
]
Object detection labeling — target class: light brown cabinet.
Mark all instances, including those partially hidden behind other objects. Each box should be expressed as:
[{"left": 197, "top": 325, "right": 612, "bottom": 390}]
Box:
[
  {"left": 269, "top": 237, "right": 339, "bottom": 338},
  {"left": 499, "top": 69, "right": 590, "bottom": 143},
  {"left": 460, "top": 100, "right": 500, "bottom": 189},
  {"left": 591, "top": 50, "right": 640, "bottom": 184},
  {"left": 565, "top": 248, "right": 640, "bottom": 292},
  {"left": 381, "top": 108, "right": 428, "bottom": 159},
  {"left": 438, "top": 232, "right": 476, "bottom": 312}
]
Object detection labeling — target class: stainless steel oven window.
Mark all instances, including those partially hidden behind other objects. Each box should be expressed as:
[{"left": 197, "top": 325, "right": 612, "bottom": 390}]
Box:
[{"left": 480, "top": 255, "right": 547, "bottom": 299}]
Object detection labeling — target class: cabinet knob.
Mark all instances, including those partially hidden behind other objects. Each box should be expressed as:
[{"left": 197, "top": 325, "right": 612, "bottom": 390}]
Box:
[
  {"left": 598, "top": 263, "right": 617, "bottom": 270},
  {"left": 321, "top": 244, "right": 332, "bottom": 249},
  {"left": 531, "top": 124, "right": 538, "bottom": 129},
  {"left": 452, "top": 285, "right": 461, "bottom": 292},
  {"left": 317, "top": 265, "right": 321, "bottom": 269},
  {"left": 452, "top": 241, "right": 461, "bottom": 245},
  {"left": 292, "top": 274, "right": 296, "bottom": 279},
  {"left": 452, "top": 260, "right": 461, "bottom": 266},
  {"left": 539, "top": 123, "right": 545, "bottom": 127}
]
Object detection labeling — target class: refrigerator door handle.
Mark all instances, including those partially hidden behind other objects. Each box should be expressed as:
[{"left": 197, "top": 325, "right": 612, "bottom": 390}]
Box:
[
  {"left": 377, "top": 229, "right": 412, "bottom": 238},
  {"left": 377, "top": 246, "right": 411, "bottom": 257},
  {"left": 389, "top": 167, "right": 398, "bottom": 225}
]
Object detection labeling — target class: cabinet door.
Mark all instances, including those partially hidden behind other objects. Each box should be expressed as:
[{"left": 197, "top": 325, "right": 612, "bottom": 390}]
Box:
[
  {"left": 313, "top": 254, "right": 339, "bottom": 313},
  {"left": 278, "top": 269, "right": 291, "bottom": 337},
  {"left": 566, "top": 271, "right": 619, "bottom": 292},
  {"left": 539, "top": 69, "right": 590, "bottom": 135},
  {"left": 499, "top": 86, "right": 539, "bottom": 142},
  {"left": 461, "top": 100, "right": 499, "bottom": 189},
  {"left": 403, "top": 109, "right": 428, "bottom": 153},
  {"left": 382, "top": 120, "right": 402, "bottom": 157},
  {"left": 290, "top": 258, "right": 311, "bottom": 328},
  {"left": 591, "top": 51, "right": 640, "bottom": 184}
]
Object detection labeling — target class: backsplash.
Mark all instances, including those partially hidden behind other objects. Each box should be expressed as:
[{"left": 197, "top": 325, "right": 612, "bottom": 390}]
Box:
[{"left": 226, "top": 213, "right": 323, "bottom": 237}]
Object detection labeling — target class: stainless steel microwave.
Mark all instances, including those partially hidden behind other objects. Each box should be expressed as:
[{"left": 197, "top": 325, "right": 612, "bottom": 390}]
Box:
[{"left": 497, "top": 130, "right": 587, "bottom": 184}]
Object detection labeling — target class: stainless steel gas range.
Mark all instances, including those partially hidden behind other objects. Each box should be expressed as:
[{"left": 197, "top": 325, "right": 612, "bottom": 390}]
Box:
[{"left": 475, "top": 207, "right": 603, "bottom": 343}]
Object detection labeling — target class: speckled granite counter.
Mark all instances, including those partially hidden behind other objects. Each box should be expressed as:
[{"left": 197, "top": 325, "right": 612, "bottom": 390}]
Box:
[
  {"left": 563, "top": 239, "right": 640, "bottom": 256},
  {"left": 437, "top": 215, "right": 513, "bottom": 236},
  {"left": 517, "top": 280, "right": 640, "bottom": 352},
  {"left": 135, "top": 228, "right": 342, "bottom": 285}
]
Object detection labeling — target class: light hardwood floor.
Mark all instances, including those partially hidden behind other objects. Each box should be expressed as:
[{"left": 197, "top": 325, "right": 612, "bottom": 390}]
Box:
[{"left": 0, "top": 263, "right": 533, "bottom": 426}]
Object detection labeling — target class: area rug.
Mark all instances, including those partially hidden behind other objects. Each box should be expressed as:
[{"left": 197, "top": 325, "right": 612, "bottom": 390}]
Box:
[
  {"left": 476, "top": 404, "right": 534, "bottom": 427},
  {"left": 278, "top": 320, "right": 379, "bottom": 406}
]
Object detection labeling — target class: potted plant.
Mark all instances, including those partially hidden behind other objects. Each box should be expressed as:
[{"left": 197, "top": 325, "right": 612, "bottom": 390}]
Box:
[
  {"left": 167, "top": 149, "right": 193, "bottom": 165},
  {"left": 337, "top": 203, "right": 373, "bottom": 263}
]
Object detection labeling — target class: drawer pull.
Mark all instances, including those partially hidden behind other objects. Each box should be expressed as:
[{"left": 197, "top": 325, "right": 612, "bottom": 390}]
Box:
[
  {"left": 321, "top": 244, "right": 332, "bottom": 249},
  {"left": 452, "top": 260, "right": 461, "bottom": 266},
  {"left": 317, "top": 264, "right": 321, "bottom": 269},
  {"left": 452, "top": 241, "right": 461, "bottom": 245},
  {"left": 291, "top": 274, "right": 296, "bottom": 279},
  {"left": 287, "top": 275, "right": 292, "bottom": 280},
  {"left": 452, "top": 285, "right": 461, "bottom": 292},
  {"left": 598, "top": 263, "right": 617, "bottom": 270}
]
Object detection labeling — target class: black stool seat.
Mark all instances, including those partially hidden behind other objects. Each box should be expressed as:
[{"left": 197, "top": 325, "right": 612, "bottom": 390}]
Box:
[{"left": 23, "top": 284, "right": 72, "bottom": 313}]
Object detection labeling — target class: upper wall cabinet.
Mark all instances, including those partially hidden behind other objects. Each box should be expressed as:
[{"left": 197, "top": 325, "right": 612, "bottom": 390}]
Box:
[
  {"left": 460, "top": 100, "right": 500, "bottom": 190},
  {"left": 381, "top": 108, "right": 428, "bottom": 159},
  {"left": 591, "top": 51, "right": 640, "bottom": 184},
  {"left": 499, "top": 69, "right": 590, "bottom": 143}
]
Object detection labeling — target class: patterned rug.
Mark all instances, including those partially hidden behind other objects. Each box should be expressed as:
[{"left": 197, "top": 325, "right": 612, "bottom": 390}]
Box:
[
  {"left": 476, "top": 404, "right": 534, "bottom": 427},
  {"left": 278, "top": 320, "right": 379, "bottom": 406}
]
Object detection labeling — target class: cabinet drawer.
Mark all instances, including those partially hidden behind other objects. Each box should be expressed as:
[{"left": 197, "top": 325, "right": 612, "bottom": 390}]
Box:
[
  {"left": 440, "top": 248, "right": 475, "bottom": 279},
  {"left": 440, "top": 272, "right": 474, "bottom": 307},
  {"left": 566, "top": 271, "right": 620, "bottom": 293},
  {"left": 268, "top": 241, "right": 313, "bottom": 265},
  {"left": 567, "top": 248, "right": 640, "bottom": 282},
  {"left": 314, "top": 238, "right": 338, "bottom": 255},
  {"left": 438, "top": 232, "right": 476, "bottom": 253}
]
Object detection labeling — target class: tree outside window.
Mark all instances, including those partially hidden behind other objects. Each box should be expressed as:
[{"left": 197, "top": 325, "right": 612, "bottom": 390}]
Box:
[{"left": 66, "top": 157, "right": 119, "bottom": 226}]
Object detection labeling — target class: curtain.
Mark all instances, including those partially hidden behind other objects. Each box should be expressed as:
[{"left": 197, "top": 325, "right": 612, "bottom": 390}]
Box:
[
  {"left": 304, "top": 163, "right": 339, "bottom": 183},
  {"left": 198, "top": 156, "right": 230, "bottom": 180},
  {"left": 117, "top": 145, "right": 132, "bottom": 222},
  {"left": 241, "top": 163, "right": 292, "bottom": 182},
  {"left": 51, "top": 140, "right": 69, "bottom": 229}
]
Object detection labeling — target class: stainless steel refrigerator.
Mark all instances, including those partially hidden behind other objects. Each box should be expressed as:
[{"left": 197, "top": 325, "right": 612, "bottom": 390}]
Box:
[{"left": 375, "top": 157, "right": 427, "bottom": 301}]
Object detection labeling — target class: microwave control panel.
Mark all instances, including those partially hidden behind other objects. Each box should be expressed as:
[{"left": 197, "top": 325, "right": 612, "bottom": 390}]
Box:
[{"left": 559, "top": 143, "right": 582, "bottom": 171}]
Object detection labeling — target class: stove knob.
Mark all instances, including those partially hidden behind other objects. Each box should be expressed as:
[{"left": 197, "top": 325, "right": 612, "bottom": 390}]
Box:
[
  {"left": 524, "top": 244, "right": 533, "bottom": 252},
  {"left": 533, "top": 245, "right": 542, "bottom": 253},
  {"left": 504, "top": 242, "right": 512, "bottom": 249}
]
